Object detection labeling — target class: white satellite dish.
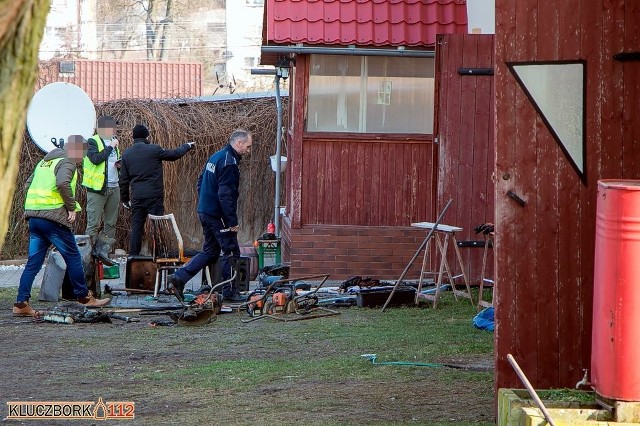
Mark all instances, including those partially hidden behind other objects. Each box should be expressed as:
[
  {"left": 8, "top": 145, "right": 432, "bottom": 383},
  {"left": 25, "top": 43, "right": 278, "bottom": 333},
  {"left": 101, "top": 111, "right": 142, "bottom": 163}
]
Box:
[{"left": 26, "top": 82, "right": 96, "bottom": 153}]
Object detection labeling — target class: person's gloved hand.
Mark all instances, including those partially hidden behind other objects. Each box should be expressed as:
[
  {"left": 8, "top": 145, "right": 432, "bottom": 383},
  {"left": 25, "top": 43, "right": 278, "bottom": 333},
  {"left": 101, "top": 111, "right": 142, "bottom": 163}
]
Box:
[
  {"left": 187, "top": 141, "right": 195, "bottom": 149},
  {"left": 122, "top": 201, "right": 131, "bottom": 210}
]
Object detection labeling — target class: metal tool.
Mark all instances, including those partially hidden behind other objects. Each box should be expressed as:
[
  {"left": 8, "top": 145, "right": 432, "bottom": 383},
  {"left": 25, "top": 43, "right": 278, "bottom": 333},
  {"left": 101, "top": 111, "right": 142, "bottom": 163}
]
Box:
[
  {"left": 169, "top": 267, "right": 236, "bottom": 326},
  {"left": 108, "top": 313, "right": 140, "bottom": 323},
  {"left": 240, "top": 274, "right": 340, "bottom": 323}
]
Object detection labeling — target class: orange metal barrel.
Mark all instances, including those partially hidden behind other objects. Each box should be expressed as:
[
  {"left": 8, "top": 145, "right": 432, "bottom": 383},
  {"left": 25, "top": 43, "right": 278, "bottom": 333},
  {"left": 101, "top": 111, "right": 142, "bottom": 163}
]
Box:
[{"left": 592, "top": 180, "right": 640, "bottom": 401}]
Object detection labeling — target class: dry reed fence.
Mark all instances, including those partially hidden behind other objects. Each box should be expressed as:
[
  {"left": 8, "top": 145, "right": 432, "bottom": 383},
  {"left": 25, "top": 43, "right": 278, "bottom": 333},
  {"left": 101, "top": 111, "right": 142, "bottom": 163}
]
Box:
[{"left": 1, "top": 96, "right": 287, "bottom": 260}]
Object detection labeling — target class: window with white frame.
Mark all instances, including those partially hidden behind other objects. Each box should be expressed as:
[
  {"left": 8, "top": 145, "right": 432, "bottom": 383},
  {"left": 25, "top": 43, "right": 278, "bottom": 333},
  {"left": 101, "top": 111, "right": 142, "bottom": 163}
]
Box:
[{"left": 307, "top": 55, "right": 435, "bottom": 134}]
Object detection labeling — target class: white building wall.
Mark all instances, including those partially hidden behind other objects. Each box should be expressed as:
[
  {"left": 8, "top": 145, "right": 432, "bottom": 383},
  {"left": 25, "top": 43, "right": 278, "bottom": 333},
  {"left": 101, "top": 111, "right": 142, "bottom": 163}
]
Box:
[
  {"left": 226, "top": 0, "right": 273, "bottom": 91},
  {"left": 39, "top": 0, "right": 97, "bottom": 60}
]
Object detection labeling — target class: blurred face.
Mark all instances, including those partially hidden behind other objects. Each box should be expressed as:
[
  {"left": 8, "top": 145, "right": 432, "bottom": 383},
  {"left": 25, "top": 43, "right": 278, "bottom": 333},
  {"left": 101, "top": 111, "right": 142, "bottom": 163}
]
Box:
[
  {"left": 236, "top": 136, "right": 253, "bottom": 156},
  {"left": 65, "top": 135, "right": 88, "bottom": 163},
  {"left": 97, "top": 118, "right": 117, "bottom": 139}
]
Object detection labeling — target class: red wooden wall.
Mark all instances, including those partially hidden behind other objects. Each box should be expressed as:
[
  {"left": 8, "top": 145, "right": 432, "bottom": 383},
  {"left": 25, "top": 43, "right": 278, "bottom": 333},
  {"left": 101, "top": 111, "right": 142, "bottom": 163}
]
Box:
[
  {"left": 495, "top": 0, "right": 640, "bottom": 390},
  {"left": 301, "top": 137, "right": 435, "bottom": 226},
  {"left": 436, "top": 34, "right": 495, "bottom": 284}
]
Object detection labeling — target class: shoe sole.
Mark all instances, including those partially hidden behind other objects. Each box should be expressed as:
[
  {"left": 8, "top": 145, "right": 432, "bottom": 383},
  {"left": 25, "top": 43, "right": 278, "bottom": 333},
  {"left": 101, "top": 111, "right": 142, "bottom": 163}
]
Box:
[{"left": 13, "top": 312, "right": 34, "bottom": 317}]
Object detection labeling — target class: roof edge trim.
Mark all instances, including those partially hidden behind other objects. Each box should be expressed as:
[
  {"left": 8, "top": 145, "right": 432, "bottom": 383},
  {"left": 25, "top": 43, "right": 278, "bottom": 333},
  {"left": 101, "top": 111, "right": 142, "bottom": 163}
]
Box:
[{"left": 261, "top": 45, "right": 435, "bottom": 57}]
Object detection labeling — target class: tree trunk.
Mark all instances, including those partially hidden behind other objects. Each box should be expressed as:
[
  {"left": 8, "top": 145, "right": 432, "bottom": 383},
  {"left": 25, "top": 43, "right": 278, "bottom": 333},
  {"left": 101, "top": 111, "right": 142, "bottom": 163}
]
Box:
[
  {"left": 158, "top": 0, "right": 173, "bottom": 60},
  {"left": 0, "top": 0, "right": 50, "bottom": 252}
]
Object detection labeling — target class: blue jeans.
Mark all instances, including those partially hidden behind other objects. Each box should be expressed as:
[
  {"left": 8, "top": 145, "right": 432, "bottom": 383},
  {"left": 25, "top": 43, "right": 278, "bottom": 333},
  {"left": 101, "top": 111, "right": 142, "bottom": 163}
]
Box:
[
  {"left": 17, "top": 218, "right": 89, "bottom": 302},
  {"left": 174, "top": 213, "right": 240, "bottom": 296}
]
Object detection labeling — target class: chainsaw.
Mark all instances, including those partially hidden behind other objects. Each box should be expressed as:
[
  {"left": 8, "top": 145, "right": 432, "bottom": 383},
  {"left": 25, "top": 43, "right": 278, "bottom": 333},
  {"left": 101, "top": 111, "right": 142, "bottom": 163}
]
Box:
[
  {"left": 170, "top": 268, "right": 234, "bottom": 326},
  {"left": 242, "top": 274, "right": 339, "bottom": 322}
]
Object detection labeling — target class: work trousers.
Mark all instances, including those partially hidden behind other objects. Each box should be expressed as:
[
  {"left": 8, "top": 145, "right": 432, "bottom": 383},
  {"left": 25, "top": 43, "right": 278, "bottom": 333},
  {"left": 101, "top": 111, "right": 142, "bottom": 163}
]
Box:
[
  {"left": 85, "top": 186, "right": 120, "bottom": 250},
  {"left": 174, "top": 212, "right": 240, "bottom": 297},
  {"left": 129, "top": 197, "right": 164, "bottom": 255},
  {"left": 18, "top": 218, "right": 88, "bottom": 302}
]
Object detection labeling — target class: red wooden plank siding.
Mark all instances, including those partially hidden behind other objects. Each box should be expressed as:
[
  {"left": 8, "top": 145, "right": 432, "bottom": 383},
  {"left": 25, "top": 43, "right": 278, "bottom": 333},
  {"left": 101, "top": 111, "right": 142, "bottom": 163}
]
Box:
[
  {"left": 495, "top": 0, "right": 519, "bottom": 389},
  {"left": 495, "top": 0, "right": 640, "bottom": 391},
  {"left": 472, "top": 35, "right": 495, "bottom": 281},
  {"left": 533, "top": 0, "right": 560, "bottom": 389},
  {"left": 436, "top": 34, "right": 495, "bottom": 285},
  {"left": 300, "top": 138, "right": 434, "bottom": 227},
  {"left": 556, "top": 0, "right": 584, "bottom": 389},
  {"left": 290, "top": 57, "right": 307, "bottom": 228}
]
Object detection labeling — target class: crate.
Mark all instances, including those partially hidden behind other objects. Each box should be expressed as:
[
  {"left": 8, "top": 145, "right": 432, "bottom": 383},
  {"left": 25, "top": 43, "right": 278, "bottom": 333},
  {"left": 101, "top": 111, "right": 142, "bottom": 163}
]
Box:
[
  {"left": 257, "top": 239, "right": 281, "bottom": 269},
  {"left": 102, "top": 264, "right": 120, "bottom": 279}
]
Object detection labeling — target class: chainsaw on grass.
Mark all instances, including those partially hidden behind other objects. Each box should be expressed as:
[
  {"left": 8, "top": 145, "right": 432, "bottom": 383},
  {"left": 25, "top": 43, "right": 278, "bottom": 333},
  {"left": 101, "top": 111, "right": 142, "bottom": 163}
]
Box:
[
  {"left": 169, "top": 268, "right": 233, "bottom": 326},
  {"left": 242, "top": 274, "right": 340, "bottom": 322}
]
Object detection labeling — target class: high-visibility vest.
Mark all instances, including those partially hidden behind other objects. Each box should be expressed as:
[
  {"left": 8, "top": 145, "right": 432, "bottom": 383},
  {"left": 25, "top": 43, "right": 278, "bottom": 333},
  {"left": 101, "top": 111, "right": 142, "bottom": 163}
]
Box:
[
  {"left": 82, "top": 135, "right": 120, "bottom": 190},
  {"left": 24, "top": 158, "right": 81, "bottom": 212}
]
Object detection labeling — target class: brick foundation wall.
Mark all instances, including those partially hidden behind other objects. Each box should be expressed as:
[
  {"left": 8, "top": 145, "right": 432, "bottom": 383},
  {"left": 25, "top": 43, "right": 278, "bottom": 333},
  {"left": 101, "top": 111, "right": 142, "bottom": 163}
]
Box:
[{"left": 281, "top": 216, "right": 431, "bottom": 280}]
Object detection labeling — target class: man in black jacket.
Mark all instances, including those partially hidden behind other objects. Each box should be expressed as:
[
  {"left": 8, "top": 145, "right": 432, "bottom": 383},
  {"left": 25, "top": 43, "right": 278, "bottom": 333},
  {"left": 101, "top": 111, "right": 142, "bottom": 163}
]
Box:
[{"left": 119, "top": 124, "right": 194, "bottom": 255}]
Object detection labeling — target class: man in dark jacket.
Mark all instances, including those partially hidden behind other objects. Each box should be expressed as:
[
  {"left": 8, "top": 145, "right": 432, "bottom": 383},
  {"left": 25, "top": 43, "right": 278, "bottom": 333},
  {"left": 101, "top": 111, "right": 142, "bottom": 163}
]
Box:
[
  {"left": 168, "top": 129, "right": 252, "bottom": 301},
  {"left": 83, "top": 116, "right": 120, "bottom": 260},
  {"left": 119, "top": 124, "right": 194, "bottom": 255},
  {"left": 14, "top": 136, "right": 110, "bottom": 316}
]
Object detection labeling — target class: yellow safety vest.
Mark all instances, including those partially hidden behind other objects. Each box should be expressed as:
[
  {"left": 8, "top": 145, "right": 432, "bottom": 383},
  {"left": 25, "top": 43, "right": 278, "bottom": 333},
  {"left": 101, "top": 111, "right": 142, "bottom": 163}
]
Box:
[
  {"left": 82, "top": 135, "right": 120, "bottom": 190},
  {"left": 24, "top": 158, "right": 81, "bottom": 212}
]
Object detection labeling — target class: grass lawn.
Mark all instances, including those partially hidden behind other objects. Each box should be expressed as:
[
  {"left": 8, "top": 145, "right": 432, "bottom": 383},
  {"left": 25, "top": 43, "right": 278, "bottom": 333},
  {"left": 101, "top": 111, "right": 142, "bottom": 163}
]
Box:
[{"left": 0, "top": 286, "right": 495, "bottom": 425}]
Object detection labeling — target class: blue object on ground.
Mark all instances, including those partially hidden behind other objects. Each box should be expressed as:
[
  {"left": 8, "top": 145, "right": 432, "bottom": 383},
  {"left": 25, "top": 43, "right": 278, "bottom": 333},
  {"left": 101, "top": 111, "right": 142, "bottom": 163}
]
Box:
[
  {"left": 421, "top": 284, "right": 451, "bottom": 294},
  {"left": 472, "top": 306, "right": 494, "bottom": 331},
  {"left": 262, "top": 275, "right": 284, "bottom": 286}
]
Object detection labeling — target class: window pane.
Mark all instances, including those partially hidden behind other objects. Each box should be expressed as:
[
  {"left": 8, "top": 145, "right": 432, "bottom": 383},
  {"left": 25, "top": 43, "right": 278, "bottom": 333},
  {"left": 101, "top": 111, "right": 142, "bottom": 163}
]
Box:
[
  {"left": 307, "top": 56, "right": 361, "bottom": 132},
  {"left": 307, "top": 55, "right": 434, "bottom": 134},
  {"left": 366, "top": 57, "right": 434, "bottom": 133}
]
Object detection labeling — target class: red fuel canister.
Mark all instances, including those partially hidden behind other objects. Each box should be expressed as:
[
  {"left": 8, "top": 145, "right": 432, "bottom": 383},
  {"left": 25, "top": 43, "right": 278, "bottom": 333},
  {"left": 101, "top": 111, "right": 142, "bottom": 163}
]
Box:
[{"left": 592, "top": 180, "right": 640, "bottom": 401}]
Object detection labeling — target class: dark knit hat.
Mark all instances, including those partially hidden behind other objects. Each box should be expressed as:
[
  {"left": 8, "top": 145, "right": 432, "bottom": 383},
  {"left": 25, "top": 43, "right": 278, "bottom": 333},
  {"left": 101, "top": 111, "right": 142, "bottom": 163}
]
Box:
[{"left": 132, "top": 124, "right": 149, "bottom": 139}]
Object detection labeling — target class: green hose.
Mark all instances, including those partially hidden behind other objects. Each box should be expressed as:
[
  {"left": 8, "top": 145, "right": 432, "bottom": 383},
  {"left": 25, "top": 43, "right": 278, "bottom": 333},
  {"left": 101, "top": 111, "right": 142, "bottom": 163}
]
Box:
[{"left": 361, "top": 354, "right": 462, "bottom": 369}]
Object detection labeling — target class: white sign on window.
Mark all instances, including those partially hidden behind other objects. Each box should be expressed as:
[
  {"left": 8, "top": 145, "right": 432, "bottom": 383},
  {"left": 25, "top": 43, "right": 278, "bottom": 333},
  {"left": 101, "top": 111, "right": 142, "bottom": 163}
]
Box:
[{"left": 377, "top": 80, "right": 392, "bottom": 105}]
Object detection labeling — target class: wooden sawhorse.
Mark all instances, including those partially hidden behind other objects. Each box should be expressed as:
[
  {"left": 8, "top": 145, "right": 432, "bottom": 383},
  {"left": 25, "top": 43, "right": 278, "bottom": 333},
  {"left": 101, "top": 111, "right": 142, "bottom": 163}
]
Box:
[
  {"left": 411, "top": 222, "right": 475, "bottom": 308},
  {"left": 477, "top": 232, "right": 494, "bottom": 309}
]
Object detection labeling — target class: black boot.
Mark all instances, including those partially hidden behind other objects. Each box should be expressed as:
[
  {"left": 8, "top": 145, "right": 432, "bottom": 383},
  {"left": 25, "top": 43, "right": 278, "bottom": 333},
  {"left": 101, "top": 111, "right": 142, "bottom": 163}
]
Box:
[{"left": 167, "top": 274, "right": 185, "bottom": 302}]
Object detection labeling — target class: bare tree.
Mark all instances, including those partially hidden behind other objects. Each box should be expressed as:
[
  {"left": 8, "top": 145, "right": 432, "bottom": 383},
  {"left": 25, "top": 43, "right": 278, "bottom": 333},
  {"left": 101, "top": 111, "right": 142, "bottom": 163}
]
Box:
[
  {"left": 0, "top": 0, "right": 50, "bottom": 251},
  {"left": 98, "top": 0, "right": 220, "bottom": 61},
  {"left": 141, "top": 0, "right": 174, "bottom": 60}
]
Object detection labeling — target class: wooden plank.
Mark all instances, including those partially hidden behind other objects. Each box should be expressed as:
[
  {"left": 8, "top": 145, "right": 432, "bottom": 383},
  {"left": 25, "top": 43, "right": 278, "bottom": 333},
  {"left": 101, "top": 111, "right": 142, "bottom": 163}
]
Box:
[
  {"left": 338, "top": 141, "right": 349, "bottom": 224},
  {"left": 622, "top": 0, "right": 640, "bottom": 179},
  {"left": 495, "top": 0, "right": 521, "bottom": 390},
  {"left": 531, "top": 0, "right": 561, "bottom": 389},
  {"left": 456, "top": 34, "right": 479, "bottom": 275},
  {"left": 468, "top": 35, "right": 495, "bottom": 283},
  {"left": 300, "top": 142, "right": 316, "bottom": 224},
  {"left": 555, "top": 0, "right": 586, "bottom": 388},
  {"left": 441, "top": 34, "right": 464, "bottom": 229},
  {"left": 330, "top": 139, "right": 342, "bottom": 224},
  {"left": 578, "top": 0, "right": 603, "bottom": 376},
  {"left": 323, "top": 140, "right": 334, "bottom": 224},
  {"left": 394, "top": 143, "right": 403, "bottom": 226},
  {"left": 315, "top": 140, "right": 326, "bottom": 224},
  {"left": 355, "top": 141, "right": 365, "bottom": 225},
  {"left": 379, "top": 142, "right": 389, "bottom": 225},
  {"left": 508, "top": 0, "right": 540, "bottom": 387},
  {"left": 362, "top": 141, "right": 373, "bottom": 225},
  {"left": 290, "top": 55, "right": 308, "bottom": 229}
]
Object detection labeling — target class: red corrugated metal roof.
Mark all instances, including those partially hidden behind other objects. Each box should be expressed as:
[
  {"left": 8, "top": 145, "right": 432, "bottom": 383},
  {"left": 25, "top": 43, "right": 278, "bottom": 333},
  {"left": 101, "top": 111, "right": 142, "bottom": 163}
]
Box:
[
  {"left": 37, "top": 60, "right": 203, "bottom": 102},
  {"left": 264, "top": 0, "right": 468, "bottom": 48}
]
